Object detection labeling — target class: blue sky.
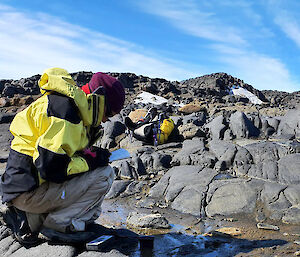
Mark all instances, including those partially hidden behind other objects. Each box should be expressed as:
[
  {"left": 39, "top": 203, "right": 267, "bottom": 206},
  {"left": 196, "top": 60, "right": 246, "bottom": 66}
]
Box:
[{"left": 1, "top": 0, "right": 300, "bottom": 92}]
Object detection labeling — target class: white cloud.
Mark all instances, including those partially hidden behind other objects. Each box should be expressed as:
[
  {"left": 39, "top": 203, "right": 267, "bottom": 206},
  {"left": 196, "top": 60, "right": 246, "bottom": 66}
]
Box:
[
  {"left": 0, "top": 5, "right": 199, "bottom": 81},
  {"left": 212, "top": 44, "right": 299, "bottom": 92},
  {"left": 137, "top": 0, "right": 246, "bottom": 45},
  {"left": 137, "top": 0, "right": 300, "bottom": 92},
  {"left": 274, "top": 15, "right": 300, "bottom": 48}
]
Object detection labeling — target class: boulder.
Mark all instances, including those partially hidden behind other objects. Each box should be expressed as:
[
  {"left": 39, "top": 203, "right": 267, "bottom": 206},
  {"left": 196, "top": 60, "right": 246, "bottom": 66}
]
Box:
[
  {"left": 206, "top": 179, "right": 258, "bottom": 217},
  {"left": 229, "top": 111, "right": 259, "bottom": 139},
  {"left": 149, "top": 166, "right": 218, "bottom": 216},
  {"left": 277, "top": 108, "right": 300, "bottom": 138},
  {"left": 204, "top": 115, "right": 227, "bottom": 140}
]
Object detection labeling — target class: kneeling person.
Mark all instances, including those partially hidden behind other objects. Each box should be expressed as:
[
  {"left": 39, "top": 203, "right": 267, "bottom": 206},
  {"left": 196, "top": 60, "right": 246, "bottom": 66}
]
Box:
[{"left": 0, "top": 68, "right": 125, "bottom": 246}]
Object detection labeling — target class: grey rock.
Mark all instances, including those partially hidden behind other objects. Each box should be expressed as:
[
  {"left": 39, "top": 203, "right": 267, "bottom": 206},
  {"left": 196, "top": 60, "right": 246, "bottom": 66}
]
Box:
[
  {"left": 206, "top": 179, "right": 257, "bottom": 217},
  {"left": 171, "top": 138, "right": 206, "bottom": 166},
  {"left": 284, "top": 185, "right": 300, "bottom": 206},
  {"left": 149, "top": 166, "right": 218, "bottom": 216},
  {"left": 282, "top": 207, "right": 300, "bottom": 224},
  {"left": 266, "top": 192, "right": 292, "bottom": 220},
  {"left": 4, "top": 241, "right": 75, "bottom": 257},
  {"left": 126, "top": 212, "right": 170, "bottom": 229},
  {"left": 136, "top": 198, "right": 156, "bottom": 209},
  {"left": 105, "top": 180, "right": 131, "bottom": 199},
  {"left": 266, "top": 117, "right": 280, "bottom": 131},
  {"left": 121, "top": 181, "right": 147, "bottom": 197},
  {"left": 119, "top": 160, "right": 135, "bottom": 180},
  {"left": 278, "top": 153, "right": 300, "bottom": 184},
  {"left": 229, "top": 111, "right": 259, "bottom": 139},
  {"left": 209, "top": 140, "right": 237, "bottom": 170},
  {"left": 131, "top": 156, "right": 147, "bottom": 177},
  {"left": 233, "top": 147, "right": 253, "bottom": 176},
  {"left": 260, "top": 182, "right": 287, "bottom": 204},
  {"left": 205, "top": 115, "right": 227, "bottom": 140},
  {"left": 277, "top": 109, "right": 300, "bottom": 137},
  {"left": 181, "top": 112, "right": 206, "bottom": 126}
]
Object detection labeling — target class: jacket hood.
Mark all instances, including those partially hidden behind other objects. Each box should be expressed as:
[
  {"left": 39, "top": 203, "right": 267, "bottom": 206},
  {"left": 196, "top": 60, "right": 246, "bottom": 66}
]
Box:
[{"left": 39, "top": 67, "right": 105, "bottom": 127}]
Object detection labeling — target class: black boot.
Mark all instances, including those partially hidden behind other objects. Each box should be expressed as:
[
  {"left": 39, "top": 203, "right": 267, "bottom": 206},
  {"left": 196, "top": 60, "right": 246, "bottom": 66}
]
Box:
[{"left": 2, "top": 206, "right": 40, "bottom": 247}]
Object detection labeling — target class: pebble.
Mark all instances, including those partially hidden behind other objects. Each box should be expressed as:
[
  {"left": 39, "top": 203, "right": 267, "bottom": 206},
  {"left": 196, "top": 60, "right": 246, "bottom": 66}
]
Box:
[
  {"left": 257, "top": 223, "right": 280, "bottom": 231},
  {"left": 294, "top": 241, "right": 300, "bottom": 245},
  {"left": 295, "top": 250, "right": 300, "bottom": 256}
]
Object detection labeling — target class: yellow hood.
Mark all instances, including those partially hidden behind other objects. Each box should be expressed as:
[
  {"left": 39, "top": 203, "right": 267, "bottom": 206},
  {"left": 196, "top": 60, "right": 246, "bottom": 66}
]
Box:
[{"left": 38, "top": 67, "right": 105, "bottom": 127}]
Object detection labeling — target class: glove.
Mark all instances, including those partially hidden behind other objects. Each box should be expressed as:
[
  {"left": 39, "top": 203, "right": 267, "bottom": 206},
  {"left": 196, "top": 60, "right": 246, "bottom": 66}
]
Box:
[{"left": 83, "top": 147, "right": 111, "bottom": 170}]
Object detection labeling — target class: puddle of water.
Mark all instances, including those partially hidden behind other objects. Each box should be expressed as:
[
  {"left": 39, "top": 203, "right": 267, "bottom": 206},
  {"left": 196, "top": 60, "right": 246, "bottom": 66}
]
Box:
[{"left": 96, "top": 198, "right": 290, "bottom": 256}]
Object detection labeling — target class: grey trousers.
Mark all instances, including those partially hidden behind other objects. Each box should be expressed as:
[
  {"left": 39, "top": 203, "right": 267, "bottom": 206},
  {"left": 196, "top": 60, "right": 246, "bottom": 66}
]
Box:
[{"left": 12, "top": 166, "right": 114, "bottom": 233}]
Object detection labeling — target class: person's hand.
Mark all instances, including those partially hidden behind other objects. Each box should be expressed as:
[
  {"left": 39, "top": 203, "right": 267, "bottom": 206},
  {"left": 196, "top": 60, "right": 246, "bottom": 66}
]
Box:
[{"left": 83, "top": 147, "right": 111, "bottom": 170}]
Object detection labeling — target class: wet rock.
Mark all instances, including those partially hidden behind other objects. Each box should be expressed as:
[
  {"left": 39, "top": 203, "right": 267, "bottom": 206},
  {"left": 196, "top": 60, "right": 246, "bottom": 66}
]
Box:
[
  {"left": 257, "top": 223, "right": 280, "bottom": 231},
  {"left": 126, "top": 212, "right": 170, "bottom": 229}
]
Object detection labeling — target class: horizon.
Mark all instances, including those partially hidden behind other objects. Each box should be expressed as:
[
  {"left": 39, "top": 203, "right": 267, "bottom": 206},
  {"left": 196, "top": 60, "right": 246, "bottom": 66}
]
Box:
[{"left": 1, "top": 1, "right": 300, "bottom": 93}]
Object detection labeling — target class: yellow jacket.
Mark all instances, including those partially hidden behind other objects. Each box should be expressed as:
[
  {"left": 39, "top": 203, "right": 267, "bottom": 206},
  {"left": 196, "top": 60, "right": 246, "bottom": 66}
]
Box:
[{"left": 1, "top": 68, "right": 105, "bottom": 202}]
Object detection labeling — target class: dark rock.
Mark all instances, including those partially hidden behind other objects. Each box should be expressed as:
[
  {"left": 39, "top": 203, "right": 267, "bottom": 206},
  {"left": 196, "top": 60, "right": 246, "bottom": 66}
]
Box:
[
  {"left": 205, "top": 115, "right": 227, "bottom": 140},
  {"left": 105, "top": 180, "right": 131, "bottom": 199},
  {"left": 278, "top": 153, "right": 300, "bottom": 184},
  {"left": 229, "top": 111, "right": 260, "bottom": 138},
  {"left": 206, "top": 179, "right": 258, "bottom": 217},
  {"left": 149, "top": 166, "right": 218, "bottom": 216},
  {"left": 277, "top": 108, "right": 300, "bottom": 137},
  {"left": 0, "top": 113, "right": 16, "bottom": 124}
]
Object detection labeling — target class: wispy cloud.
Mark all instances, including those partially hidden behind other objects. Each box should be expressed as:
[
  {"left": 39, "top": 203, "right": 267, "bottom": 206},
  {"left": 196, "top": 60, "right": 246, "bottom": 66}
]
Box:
[
  {"left": 137, "top": 0, "right": 299, "bottom": 92},
  {"left": 0, "top": 4, "right": 199, "bottom": 81},
  {"left": 274, "top": 14, "right": 300, "bottom": 48},
  {"left": 137, "top": 0, "right": 246, "bottom": 45},
  {"left": 212, "top": 44, "right": 299, "bottom": 92}
]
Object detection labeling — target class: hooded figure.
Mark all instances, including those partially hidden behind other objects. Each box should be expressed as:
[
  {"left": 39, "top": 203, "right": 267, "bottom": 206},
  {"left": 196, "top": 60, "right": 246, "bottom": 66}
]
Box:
[{"left": 0, "top": 68, "right": 125, "bottom": 246}]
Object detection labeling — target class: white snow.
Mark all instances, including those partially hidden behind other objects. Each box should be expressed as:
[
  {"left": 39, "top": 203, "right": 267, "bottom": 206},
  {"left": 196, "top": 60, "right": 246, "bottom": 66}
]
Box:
[
  {"left": 231, "top": 87, "right": 263, "bottom": 104},
  {"left": 135, "top": 91, "right": 168, "bottom": 105}
]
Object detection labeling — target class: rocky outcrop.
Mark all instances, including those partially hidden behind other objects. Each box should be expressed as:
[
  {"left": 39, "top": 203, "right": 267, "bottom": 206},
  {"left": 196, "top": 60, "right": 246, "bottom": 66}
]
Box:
[{"left": 0, "top": 70, "right": 299, "bottom": 256}]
